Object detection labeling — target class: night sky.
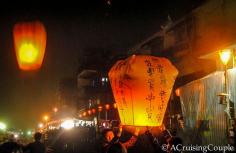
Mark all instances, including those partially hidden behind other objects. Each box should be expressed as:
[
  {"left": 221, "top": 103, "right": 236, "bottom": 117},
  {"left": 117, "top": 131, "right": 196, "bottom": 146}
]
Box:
[{"left": 0, "top": 0, "right": 204, "bottom": 130}]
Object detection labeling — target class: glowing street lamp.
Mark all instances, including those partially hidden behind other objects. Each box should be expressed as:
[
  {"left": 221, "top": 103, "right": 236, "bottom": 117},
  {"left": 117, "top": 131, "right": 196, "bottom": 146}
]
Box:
[
  {"left": 43, "top": 115, "right": 49, "bottom": 131},
  {"left": 0, "top": 122, "right": 6, "bottom": 131},
  {"left": 27, "top": 130, "right": 32, "bottom": 136},
  {"left": 14, "top": 134, "right": 19, "bottom": 139},
  {"left": 43, "top": 115, "right": 49, "bottom": 121},
  {"left": 219, "top": 49, "right": 231, "bottom": 65},
  {"left": 105, "top": 104, "right": 110, "bottom": 120},
  {"left": 38, "top": 123, "right": 43, "bottom": 128},
  {"left": 219, "top": 49, "right": 235, "bottom": 142},
  {"left": 218, "top": 49, "right": 232, "bottom": 101}
]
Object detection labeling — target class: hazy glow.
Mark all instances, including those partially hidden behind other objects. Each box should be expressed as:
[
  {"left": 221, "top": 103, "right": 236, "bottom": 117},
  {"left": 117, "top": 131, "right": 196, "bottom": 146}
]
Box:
[
  {"left": 61, "top": 120, "right": 74, "bottom": 130},
  {"left": 0, "top": 122, "right": 6, "bottom": 130},
  {"left": 219, "top": 49, "right": 231, "bottom": 65},
  {"left": 43, "top": 115, "right": 49, "bottom": 121},
  {"left": 19, "top": 43, "right": 39, "bottom": 63},
  {"left": 38, "top": 123, "right": 43, "bottom": 128},
  {"left": 14, "top": 134, "right": 19, "bottom": 138},
  {"left": 53, "top": 107, "right": 58, "bottom": 113},
  {"left": 27, "top": 131, "right": 32, "bottom": 135},
  {"left": 105, "top": 104, "right": 110, "bottom": 110}
]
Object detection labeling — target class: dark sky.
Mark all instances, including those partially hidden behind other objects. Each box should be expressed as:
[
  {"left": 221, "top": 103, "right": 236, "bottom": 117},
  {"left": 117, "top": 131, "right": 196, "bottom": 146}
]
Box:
[{"left": 0, "top": 0, "right": 204, "bottom": 130}]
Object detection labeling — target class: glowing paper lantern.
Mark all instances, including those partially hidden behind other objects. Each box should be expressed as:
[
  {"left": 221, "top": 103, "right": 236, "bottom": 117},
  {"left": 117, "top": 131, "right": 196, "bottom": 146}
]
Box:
[
  {"left": 175, "top": 88, "right": 180, "bottom": 97},
  {"left": 13, "top": 21, "right": 47, "bottom": 70},
  {"left": 92, "top": 108, "right": 96, "bottom": 114},
  {"left": 109, "top": 55, "right": 178, "bottom": 126},
  {"left": 113, "top": 103, "right": 117, "bottom": 109},
  {"left": 105, "top": 104, "right": 110, "bottom": 110},
  {"left": 98, "top": 106, "right": 103, "bottom": 112},
  {"left": 88, "top": 110, "right": 92, "bottom": 115}
]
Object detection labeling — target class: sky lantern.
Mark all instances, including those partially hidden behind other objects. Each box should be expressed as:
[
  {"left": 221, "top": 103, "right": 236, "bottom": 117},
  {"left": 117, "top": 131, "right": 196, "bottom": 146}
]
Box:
[
  {"left": 13, "top": 21, "right": 47, "bottom": 71},
  {"left": 109, "top": 55, "right": 178, "bottom": 126}
]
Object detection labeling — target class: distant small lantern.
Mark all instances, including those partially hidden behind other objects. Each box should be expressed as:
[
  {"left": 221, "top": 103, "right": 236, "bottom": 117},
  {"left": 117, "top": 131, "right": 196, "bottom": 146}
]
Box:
[
  {"left": 92, "top": 108, "right": 96, "bottom": 114},
  {"left": 88, "top": 110, "right": 92, "bottom": 115},
  {"left": 105, "top": 104, "right": 110, "bottom": 110},
  {"left": 13, "top": 21, "right": 47, "bottom": 71},
  {"left": 53, "top": 107, "right": 58, "bottom": 113},
  {"left": 113, "top": 103, "right": 117, "bottom": 109},
  {"left": 83, "top": 112, "right": 87, "bottom": 117},
  {"left": 109, "top": 55, "right": 178, "bottom": 126},
  {"left": 175, "top": 89, "right": 180, "bottom": 97},
  {"left": 98, "top": 106, "right": 103, "bottom": 112}
]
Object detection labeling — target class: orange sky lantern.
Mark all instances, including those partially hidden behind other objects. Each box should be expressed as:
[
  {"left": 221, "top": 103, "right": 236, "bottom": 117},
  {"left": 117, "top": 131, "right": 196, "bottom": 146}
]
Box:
[
  {"left": 109, "top": 55, "right": 178, "bottom": 126},
  {"left": 13, "top": 21, "right": 47, "bottom": 71}
]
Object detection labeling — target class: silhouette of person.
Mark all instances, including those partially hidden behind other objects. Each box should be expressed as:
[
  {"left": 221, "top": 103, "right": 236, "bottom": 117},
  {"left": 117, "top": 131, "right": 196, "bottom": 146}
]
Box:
[
  {"left": 107, "top": 142, "right": 126, "bottom": 153},
  {"left": 23, "top": 132, "right": 46, "bottom": 153},
  {"left": 0, "top": 134, "right": 21, "bottom": 153}
]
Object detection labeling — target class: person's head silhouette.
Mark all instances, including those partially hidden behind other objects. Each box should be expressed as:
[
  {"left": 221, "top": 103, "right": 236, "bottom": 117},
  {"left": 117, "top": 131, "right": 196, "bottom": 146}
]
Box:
[{"left": 34, "top": 132, "right": 42, "bottom": 142}]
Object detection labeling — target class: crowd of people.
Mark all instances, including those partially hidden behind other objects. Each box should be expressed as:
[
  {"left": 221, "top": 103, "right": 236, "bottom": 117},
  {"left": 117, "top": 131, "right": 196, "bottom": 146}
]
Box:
[
  {"left": 0, "top": 132, "right": 48, "bottom": 153},
  {"left": 0, "top": 124, "right": 183, "bottom": 153},
  {"left": 98, "top": 125, "right": 183, "bottom": 153}
]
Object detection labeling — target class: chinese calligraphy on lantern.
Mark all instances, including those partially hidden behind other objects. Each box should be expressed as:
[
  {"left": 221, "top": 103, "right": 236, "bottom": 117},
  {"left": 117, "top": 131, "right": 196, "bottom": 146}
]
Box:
[{"left": 109, "top": 55, "right": 178, "bottom": 126}]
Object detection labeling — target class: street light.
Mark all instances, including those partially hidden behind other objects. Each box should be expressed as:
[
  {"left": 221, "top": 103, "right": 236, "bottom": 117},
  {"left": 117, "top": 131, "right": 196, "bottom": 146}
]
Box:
[
  {"left": 219, "top": 49, "right": 235, "bottom": 143},
  {"left": 105, "top": 104, "right": 110, "bottom": 120},
  {"left": 27, "top": 130, "right": 32, "bottom": 136},
  {"left": 219, "top": 49, "right": 231, "bottom": 65},
  {"left": 218, "top": 49, "right": 232, "bottom": 103},
  {"left": 43, "top": 115, "right": 49, "bottom": 131},
  {"left": 43, "top": 115, "right": 49, "bottom": 122},
  {"left": 38, "top": 123, "right": 43, "bottom": 128},
  {"left": 0, "top": 122, "right": 6, "bottom": 131}
]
